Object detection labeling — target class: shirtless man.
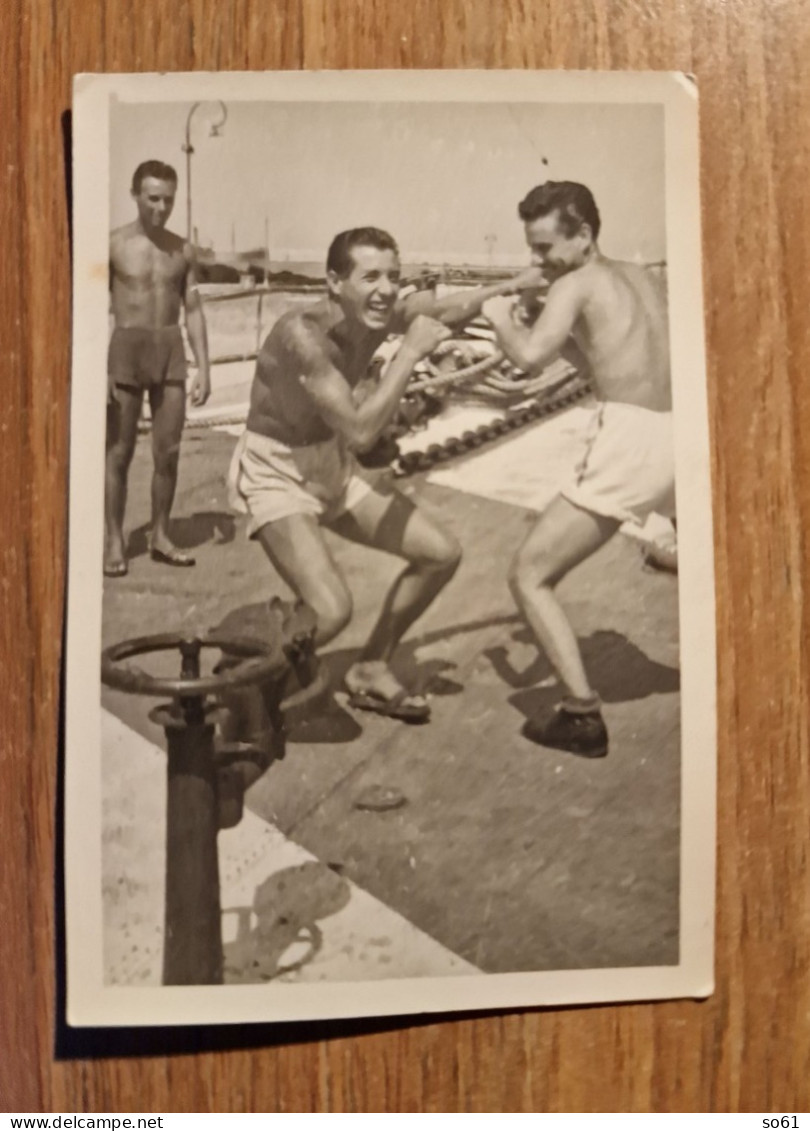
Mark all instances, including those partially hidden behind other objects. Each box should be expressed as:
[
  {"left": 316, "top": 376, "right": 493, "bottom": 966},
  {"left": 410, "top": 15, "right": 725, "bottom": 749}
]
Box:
[
  {"left": 105, "top": 160, "right": 211, "bottom": 577},
  {"left": 229, "top": 226, "right": 538, "bottom": 721},
  {"left": 482, "top": 181, "right": 674, "bottom": 757}
]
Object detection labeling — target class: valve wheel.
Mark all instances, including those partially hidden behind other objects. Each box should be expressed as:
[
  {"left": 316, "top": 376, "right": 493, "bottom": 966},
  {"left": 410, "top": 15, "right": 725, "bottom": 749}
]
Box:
[{"left": 101, "top": 633, "right": 290, "bottom": 699}]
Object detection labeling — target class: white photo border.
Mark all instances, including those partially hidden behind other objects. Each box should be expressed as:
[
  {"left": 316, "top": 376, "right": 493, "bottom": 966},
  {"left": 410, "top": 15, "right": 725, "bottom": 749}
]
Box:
[{"left": 66, "top": 69, "right": 715, "bottom": 1028}]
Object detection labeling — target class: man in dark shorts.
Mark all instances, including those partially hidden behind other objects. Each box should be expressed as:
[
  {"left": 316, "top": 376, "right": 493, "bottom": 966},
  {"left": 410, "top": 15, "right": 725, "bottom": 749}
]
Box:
[
  {"left": 229, "top": 226, "right": 539, "bottom": 721},
  {"left": 105, "top": 159, "right": 211, "bottom": 577}
]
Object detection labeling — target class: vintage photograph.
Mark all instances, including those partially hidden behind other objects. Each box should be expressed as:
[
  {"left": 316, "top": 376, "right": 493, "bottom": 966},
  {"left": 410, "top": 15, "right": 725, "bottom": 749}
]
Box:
[{"left": 65, "top": 70, "right": 715, "bottom": 1026}]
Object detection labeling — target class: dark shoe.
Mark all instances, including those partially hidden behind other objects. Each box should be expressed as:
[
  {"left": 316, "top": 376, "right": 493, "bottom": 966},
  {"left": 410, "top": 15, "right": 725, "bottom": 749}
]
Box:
[{"left": 522, "top": 704, "right": 608, "bottom": 758}]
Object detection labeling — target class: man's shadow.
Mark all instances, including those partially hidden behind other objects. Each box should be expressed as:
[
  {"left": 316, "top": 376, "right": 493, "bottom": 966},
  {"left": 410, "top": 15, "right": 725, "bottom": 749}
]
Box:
[
  {"left": 127, "top": 510, "right": 236, "bottom": 558},
  {"left": 213, "top": 604, "right": 523, "bottom": 745},
  {"left": 485, "top": 626, "right": 680, "bottom": 722},
  {"left": 223, "top": 861, "right": 351, "bottom": 983},
  {"left": 323, "top": 612, "right": 529, "bottom": 703},
  {"left": 272, "top": 645, "right": 463, "bottom": 746}
]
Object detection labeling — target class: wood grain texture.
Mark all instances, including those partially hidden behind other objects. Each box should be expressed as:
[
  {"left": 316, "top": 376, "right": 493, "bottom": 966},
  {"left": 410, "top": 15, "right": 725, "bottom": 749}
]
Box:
[{"left": 1, "top": 0, "right": 809, "bottom": 1112}]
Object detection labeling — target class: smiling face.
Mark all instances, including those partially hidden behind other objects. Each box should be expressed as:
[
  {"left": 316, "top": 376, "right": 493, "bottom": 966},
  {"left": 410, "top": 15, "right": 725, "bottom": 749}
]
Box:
[
  {"left": 132, "top": 176, "right": 177, "bottom": 232},
  {"left": 524, "top": 210, "right": 593, "bottom": 281},
  {"left": 328, "top": 245, "right": 401, "bottom": 331}
]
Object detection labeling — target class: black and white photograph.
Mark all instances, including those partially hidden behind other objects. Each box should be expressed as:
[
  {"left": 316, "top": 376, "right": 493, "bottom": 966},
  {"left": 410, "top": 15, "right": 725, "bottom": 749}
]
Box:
[{"left": 65, "top": 69, "right": 715, "bottom": 1027}]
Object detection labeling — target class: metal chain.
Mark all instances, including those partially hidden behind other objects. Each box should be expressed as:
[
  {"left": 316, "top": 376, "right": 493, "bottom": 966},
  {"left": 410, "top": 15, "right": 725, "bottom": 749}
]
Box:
[{"left": 393, "top": 375, "right": 592, "bottom": 477}]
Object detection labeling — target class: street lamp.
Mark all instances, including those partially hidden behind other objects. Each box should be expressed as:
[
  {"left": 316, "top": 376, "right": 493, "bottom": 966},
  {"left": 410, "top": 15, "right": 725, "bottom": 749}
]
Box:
[
  {"left": 181, "top": 101, "right": 228, "bottom": 245},
  {"left": 484, "top": 232, "right": 497, "bottom": 267}
]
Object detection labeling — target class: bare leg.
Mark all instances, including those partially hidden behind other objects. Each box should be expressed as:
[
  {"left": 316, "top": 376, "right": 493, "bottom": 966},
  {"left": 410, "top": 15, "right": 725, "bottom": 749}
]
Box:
[
  {"left": 104, "top": 385, "right": 143, "bottom": 575},
  {"left": 332, "top": 482, "right": 461, "bottom": 706},
  {"left": 256, "top": 513, "right": 353, "bottom": 648},
  {"left": 148, "top": 383, "right": 189, "bottom": 560},
  {"left": 509, "top": 494, "right": 618, "bottom": 699}
]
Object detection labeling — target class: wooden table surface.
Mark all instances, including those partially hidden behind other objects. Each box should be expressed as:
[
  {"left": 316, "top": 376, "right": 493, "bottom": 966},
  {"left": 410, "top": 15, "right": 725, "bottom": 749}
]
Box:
[{"left": 2, "top": 0, "right": 809, "bottom": 1113}]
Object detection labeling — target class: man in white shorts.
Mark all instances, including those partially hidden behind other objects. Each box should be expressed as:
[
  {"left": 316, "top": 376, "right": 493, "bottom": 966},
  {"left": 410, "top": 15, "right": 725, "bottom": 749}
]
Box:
[
  {"left": 230, "top": 226, "right": 538, "bottom": 721},
  {"left": 482, "top": 182, "right": 675, "bottom": 757}
]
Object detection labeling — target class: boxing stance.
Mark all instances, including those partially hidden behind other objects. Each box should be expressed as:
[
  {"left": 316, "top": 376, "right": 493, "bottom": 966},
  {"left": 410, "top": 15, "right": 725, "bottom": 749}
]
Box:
[
  {"left": 483, "top": 182, "right": 674, "bottom": 757},
  {"left": 230, "top": 226, "right": 537, "bottom": 721}
]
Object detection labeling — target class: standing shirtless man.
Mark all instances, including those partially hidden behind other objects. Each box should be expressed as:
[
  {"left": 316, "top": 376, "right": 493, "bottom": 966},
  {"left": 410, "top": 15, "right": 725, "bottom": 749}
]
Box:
[
  {"left": 105, "top": 160, "right": 211, "bottom": 577},
  {"left": 230, "top": 226, "right": 537, "bottom": 721},
  {"left": 482, "top": 182, "right": 674, "bottom": 757}
]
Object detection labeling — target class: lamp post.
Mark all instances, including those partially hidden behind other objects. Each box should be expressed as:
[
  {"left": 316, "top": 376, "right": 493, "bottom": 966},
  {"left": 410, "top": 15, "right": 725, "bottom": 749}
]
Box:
[
  {"left": 181, "top": 101, "right": 228, "bottom": 246},
  {"left": 485, "top": 232, "right": 497, "bottom": 267}
]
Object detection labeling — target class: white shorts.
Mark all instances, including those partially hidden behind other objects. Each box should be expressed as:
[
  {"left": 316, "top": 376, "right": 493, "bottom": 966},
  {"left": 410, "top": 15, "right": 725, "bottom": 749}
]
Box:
[
  {"left": 228, "top": 429, "right": 376, "bottom": 537},
  {"left": 561, "top": 401, "right": 676, "bottom": 525}
]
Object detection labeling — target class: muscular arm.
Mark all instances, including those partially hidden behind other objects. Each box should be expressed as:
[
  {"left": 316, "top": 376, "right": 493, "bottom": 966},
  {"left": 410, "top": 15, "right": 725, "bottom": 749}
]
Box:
[
  {"left": 393, "top": 267, "right": 545, "bottom": 330},
  {"left": 183, "top": 248, "right": 211, "bottom": 405},
  {"left": 291, "top": 317, "right": 445, "bottom": 451},
  {"left": 484, "top": 273, "right": 585, "bottom": 372}
]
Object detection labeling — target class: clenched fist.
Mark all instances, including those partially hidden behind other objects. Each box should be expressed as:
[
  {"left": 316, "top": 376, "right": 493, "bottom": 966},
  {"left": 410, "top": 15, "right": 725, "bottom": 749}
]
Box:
[
  {"left": 505, "top": 265, "right": 547, "bottom": 294},
  {"left": 401, "top": 314, "right": 453, "bottom": 360},
  {"left": 482, "top": 295, "right": 517, "bottom": 326}
]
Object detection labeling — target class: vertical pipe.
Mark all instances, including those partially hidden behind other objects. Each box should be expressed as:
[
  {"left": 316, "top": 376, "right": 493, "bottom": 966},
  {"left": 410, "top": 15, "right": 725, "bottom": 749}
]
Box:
[
  {"left": 186, "top": 145, "right": 192, "bottom": 244},
  {"left": 162, "top": 717, "right": 223, "bottom": 985},
  {"left": 162, "top": 639, "right": 222, "bottom": 985}
]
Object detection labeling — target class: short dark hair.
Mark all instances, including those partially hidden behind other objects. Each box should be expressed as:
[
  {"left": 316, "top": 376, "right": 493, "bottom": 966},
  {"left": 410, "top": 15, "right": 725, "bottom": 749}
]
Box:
[
  {"left": 131, "top": 160, "right": 178, "bottom": 193},
  {"left": 326, "top": 227, "right": 400, "bottom": 278},
  {"left": 518, "top": 181, "right": 601, "bottom": 240}
]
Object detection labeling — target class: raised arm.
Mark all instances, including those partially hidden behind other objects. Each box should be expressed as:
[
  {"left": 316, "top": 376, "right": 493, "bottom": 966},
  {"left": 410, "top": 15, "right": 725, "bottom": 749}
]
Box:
[
  {"left": 482, "top": 272, "right": 584, "bottom": 373},
  {"left": 183, "top": 245, "right": 211, "bottom": 406},
  {"left": 292, "top": 315, "right": 451, "bottom": 451},
  {"left": 394, "top": 266, "right": 546, "bottom": 330}
]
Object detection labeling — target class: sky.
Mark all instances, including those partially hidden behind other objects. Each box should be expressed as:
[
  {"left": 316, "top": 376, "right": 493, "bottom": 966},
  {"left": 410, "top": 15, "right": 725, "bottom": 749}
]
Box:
[{"left": 110, "top": 98, "right": 666, "bottom": 268}]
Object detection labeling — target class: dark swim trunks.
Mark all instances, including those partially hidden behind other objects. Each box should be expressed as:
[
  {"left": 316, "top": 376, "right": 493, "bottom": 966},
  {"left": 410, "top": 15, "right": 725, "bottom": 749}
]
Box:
[{"left": 108, "top": 326, "right": 188, "bottom": 390}]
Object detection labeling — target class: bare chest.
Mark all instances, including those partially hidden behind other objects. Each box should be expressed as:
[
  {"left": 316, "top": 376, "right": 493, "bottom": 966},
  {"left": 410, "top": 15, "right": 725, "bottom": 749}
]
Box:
[
  {"left": 327, "top": 334, "right": 386, "bottom": 385},
  {"left": 112, "top": 238, "right": 187, "bottom": 292}
]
